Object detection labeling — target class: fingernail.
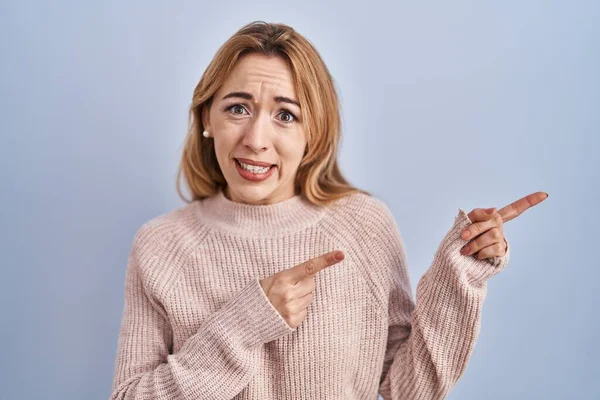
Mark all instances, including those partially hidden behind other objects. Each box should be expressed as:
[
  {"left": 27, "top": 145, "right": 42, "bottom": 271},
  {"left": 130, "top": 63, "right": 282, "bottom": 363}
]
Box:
[
  {"left": 334, "top": 251, "right": 344, "bottom": 261},
  {"left": 461, "top": 246, "right": 470, "bottom": 254},
  {"left": 486, "top": 207, "right": 496, "bottom": 214},
  {"left": 461, "top": 230, "right": 470, "bottom": 239},
  {"left": 544, "top": 192, "right": 549, "bottom": 199}
]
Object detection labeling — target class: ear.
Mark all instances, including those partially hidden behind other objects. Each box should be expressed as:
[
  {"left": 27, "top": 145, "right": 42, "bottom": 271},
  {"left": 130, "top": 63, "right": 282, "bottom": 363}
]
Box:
[{"left": 201, "top": 104, "right": 211, "bottom": 132}]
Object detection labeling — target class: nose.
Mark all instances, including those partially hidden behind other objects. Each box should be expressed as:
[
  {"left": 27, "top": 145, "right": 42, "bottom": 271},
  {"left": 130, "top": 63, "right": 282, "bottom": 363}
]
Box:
[{"left": 242, "top": 112, "right": 272, "bottom": 154}]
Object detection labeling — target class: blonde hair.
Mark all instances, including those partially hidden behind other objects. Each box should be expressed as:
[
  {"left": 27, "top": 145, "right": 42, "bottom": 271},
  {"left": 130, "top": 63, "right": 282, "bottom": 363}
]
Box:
[{"left": 176, "top": 21, "right": 370, "bottom": 206}]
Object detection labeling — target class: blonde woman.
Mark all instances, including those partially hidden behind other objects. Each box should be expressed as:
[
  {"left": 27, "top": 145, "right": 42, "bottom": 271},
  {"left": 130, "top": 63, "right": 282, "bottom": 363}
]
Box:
[{"left": 110, "top": 21, "right": 547, "bottom": 400}]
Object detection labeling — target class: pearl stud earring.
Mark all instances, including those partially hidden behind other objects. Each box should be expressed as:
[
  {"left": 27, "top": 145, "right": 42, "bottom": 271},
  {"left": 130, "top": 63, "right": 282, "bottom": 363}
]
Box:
[{"left": 203, "top": 130, "right": 210, "bottom": 138}]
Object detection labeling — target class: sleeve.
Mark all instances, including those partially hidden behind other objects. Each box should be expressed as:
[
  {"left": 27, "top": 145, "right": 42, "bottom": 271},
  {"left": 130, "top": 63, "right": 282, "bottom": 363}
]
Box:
[
  {"left": 377, "top": 207, "right": 511, "bottom": 400},
  {"left": 110, "top": 229, "right": 295, "bottom": 400}
]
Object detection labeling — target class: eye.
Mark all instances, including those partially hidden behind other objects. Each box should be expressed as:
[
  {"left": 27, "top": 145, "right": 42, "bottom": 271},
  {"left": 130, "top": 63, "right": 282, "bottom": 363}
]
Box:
[
  {"left": 277, "top": 110, "right": 297, "bottom": 124},
  {"left": 225, "top": 104, "right": 248, "bottom": 116}
]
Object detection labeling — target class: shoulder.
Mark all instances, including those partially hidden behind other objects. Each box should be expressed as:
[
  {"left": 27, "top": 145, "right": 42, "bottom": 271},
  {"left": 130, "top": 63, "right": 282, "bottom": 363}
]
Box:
[
  {"left": 128, "top": 201, "right": 205, "bottom": 289},
  {"left": 133, "top": 202, "right": 201, "bottom": 252},
  {"left": 322, "top": 192, "right": 410, "bottom": 310},
  {"left": 323, "top": 191, "right": 401, "bottom": 238},
  {"left": 321, "top": 191, "right": 406, "bottom": 268}
]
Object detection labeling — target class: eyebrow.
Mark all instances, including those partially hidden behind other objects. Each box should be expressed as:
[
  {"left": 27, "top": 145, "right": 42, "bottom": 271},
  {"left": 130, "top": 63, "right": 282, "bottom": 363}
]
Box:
[{"left": 221, "top": 91, "right": 301, "bottom": 108}]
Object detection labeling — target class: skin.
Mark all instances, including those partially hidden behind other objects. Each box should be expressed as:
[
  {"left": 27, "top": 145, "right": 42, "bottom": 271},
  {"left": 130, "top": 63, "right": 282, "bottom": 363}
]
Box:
[
  {"left": 202, "top": 52, "right": 306, "bottom": 206},
  {"left": 460, "top": 191, "right": 549, "bottom": 259},
  {"left": 260, "top": 250, "right": 345, "bottom": 329}
]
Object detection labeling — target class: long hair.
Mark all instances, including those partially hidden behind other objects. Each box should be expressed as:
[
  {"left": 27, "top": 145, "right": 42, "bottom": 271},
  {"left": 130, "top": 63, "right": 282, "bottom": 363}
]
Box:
[{"left": 177, "top": 21, "right": 370, "bottom": 206}]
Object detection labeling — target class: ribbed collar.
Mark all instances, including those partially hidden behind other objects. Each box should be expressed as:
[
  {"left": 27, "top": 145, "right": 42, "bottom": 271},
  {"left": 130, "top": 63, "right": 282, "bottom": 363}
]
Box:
[{"left": 197, "top": 188, "right": 327, "bottom": 237}]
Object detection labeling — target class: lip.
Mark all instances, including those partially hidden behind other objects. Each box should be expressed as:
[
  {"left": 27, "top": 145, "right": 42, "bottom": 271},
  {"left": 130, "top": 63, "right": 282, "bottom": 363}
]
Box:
[
  {"left": 235, "top": 158, "right": 277, "bottom": 182},
  {"left": 235, "top": 157, "right": 276, "bottom": 167}
]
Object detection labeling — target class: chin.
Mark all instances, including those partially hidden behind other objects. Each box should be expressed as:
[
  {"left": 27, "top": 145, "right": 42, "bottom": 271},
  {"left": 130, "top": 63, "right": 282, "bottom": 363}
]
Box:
[{"left": 228, "top": 184, "right": 278, "bottom": 205}]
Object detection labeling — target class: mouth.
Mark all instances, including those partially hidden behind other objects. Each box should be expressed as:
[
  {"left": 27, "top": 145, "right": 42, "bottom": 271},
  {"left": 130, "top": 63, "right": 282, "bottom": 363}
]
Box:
[
  {"left": 234, "top": 158, "right": 277, "bottom": 182},
  {"left": 234, "top": 158, "right": 277, "bottom": 168}
]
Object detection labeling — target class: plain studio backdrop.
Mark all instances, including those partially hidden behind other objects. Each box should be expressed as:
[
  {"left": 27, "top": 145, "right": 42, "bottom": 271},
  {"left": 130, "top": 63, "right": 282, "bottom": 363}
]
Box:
[{"left": 1, "top": 1, "right": 598, "bottom": 399}]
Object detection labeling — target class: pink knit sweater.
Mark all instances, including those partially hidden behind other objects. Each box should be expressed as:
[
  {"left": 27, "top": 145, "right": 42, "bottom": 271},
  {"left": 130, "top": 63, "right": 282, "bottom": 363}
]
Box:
[{"left": 110, "top": 189, "right": 510, "bottom": 400}]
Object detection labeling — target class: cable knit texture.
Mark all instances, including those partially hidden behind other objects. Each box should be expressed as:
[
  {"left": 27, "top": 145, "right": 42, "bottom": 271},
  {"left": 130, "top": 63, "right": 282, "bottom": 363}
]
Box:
[{"left": 110, "top": 189, "right": 510, "bottom": 400}]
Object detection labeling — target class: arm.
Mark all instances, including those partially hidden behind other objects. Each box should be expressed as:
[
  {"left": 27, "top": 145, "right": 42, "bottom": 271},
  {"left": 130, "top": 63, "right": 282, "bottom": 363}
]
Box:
[
  {"left": 377, "top": 207, "right": 510, "bottom": 400},
  {"left": 110, "top": 228, "right": 294, "bottom": 400}
]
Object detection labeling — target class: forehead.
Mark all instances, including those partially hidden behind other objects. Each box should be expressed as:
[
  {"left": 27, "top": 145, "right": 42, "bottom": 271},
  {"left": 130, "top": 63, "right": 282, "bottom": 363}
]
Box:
[{"left": 218, "top": 53, "right": 296, "bottom": 98}]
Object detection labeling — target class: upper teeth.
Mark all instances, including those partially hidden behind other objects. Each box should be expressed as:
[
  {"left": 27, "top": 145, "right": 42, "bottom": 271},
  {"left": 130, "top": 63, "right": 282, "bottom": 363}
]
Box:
[{"left": 239, "top": 161, "right": 271, "bottom": 173}]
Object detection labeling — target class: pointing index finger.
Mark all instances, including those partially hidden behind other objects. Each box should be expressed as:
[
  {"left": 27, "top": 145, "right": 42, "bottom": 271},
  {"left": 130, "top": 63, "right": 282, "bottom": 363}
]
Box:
[
  {"left": 285, "top": 251, "right": 344, "bottom": 283},
  {"left": 498, "top": 191, "right": 549, "bottom": 223}
]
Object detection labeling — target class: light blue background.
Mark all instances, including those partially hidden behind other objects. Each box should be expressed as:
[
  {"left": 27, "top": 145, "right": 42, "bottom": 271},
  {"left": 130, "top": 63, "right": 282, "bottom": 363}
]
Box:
[{"left": 1, "top": 1, "right": 598, "bottom": 399}]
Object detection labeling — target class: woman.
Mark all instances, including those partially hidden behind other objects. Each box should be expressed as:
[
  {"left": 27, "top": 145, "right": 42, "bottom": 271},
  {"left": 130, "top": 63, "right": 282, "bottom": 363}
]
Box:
[{"left": 110, "top": 21, "right": 546, "bottom": 400}]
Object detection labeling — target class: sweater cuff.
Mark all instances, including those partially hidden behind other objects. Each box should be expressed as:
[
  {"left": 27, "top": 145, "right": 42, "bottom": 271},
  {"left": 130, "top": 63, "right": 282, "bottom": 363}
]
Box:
[
  {"left": 442, "top": 208, "right": 511, "bottom": 286},
  {"left": 214, "top": 277, "right": 295, "bottom": 347}
]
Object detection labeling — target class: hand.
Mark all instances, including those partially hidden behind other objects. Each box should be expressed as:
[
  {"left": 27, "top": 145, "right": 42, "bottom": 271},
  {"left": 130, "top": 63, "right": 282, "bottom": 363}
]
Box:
[
  {"left": 260, "top": 250, "right": 345, "bottom": 329},
  {"left": 460, "top": 191, "right": 549, "bottom": 260}
]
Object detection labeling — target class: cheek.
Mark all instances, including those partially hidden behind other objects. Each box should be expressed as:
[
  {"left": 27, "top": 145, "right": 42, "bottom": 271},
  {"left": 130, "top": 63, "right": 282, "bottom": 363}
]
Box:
[
  {"left": 291, "top": 134, "right": 307, "bottom": 163},
  {"left": 212, "top": 134, "right": 236, "bottom": 165},
  {"left": 212, "top": 121, "right": 244, "bottom": 153},
  {"left": 278, "top": 139, "right": 306, "bottom": 171},
  {"left": 213, "top": 115, "right": 244, "bottom": 133}
]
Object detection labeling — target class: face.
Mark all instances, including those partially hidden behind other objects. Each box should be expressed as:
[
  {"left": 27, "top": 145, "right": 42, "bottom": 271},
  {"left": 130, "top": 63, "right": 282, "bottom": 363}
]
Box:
[{"left": 203, "top": 53, "right": 307, "bottom": 205}]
